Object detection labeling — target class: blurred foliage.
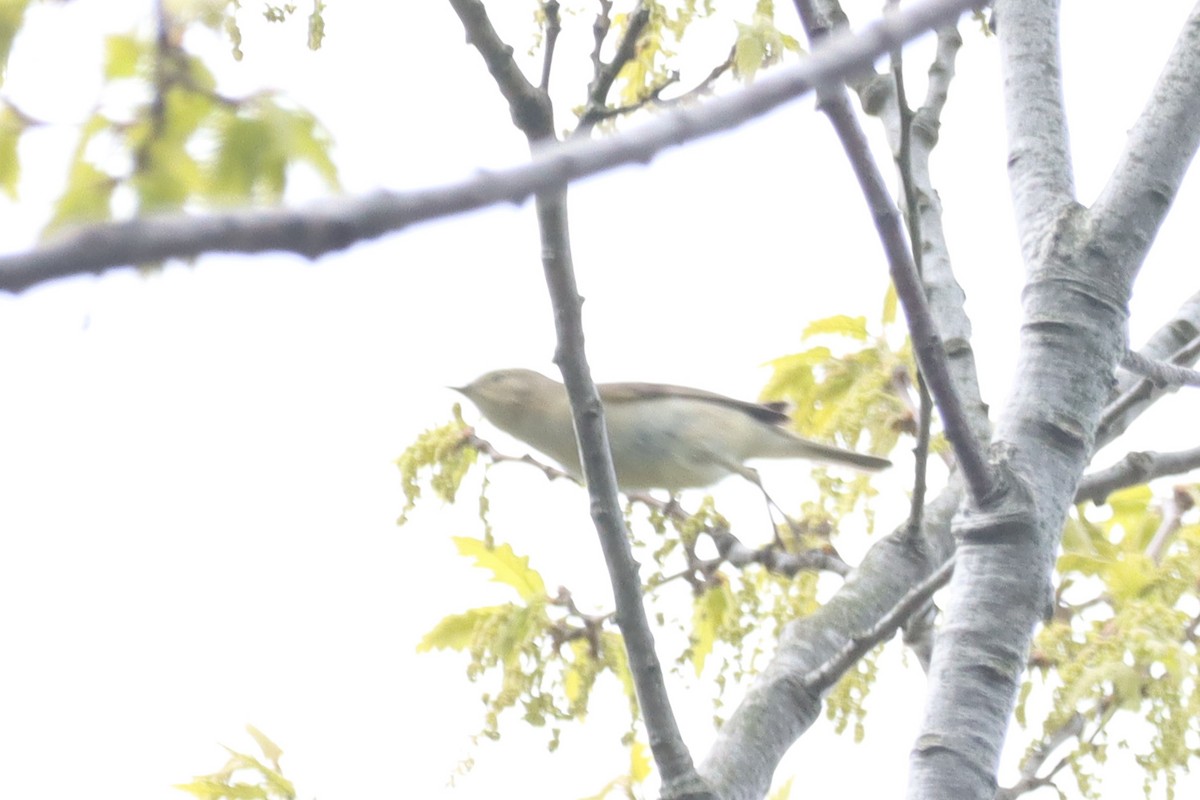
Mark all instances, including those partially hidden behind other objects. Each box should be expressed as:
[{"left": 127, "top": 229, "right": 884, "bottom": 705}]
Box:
[
  {"left": 0, "top": 0, "right": 28, "bottom": 84},
  {"left": 731, "top": 0, "right": 801, "bottom": 82},
  {"left": 0, "top": 1, "right": 338, "bottom": 239},
  {"left": 176, "top": 725, "right": 295, "bottom": 800},
  {"left": 1018, "top": 484, "right": 1200, "bottom": 800}
]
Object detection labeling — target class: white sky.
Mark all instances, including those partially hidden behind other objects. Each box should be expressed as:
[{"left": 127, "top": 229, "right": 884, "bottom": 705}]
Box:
[{"left": 0, "top": 1, "right": 1197, "bottom": 799}]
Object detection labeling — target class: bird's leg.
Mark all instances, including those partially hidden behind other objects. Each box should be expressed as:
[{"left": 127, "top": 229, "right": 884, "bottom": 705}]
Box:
[
  {"left": 663, "top": 492, "right": 682, "bottom": 518},
  {"left": 736, "top": 465, "right": 803, "bottom": 549}
]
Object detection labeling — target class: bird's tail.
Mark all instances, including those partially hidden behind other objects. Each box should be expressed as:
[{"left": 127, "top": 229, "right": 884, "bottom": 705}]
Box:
[{"left": 774, "top": 432, "right": 892, "bottom": 472}]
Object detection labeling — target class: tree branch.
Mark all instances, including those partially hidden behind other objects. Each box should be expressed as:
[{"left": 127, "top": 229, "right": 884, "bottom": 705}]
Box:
[
  {"left": 575, "top": 1, "right": 651, "bottom": 135},
  {"left": 455, "top": 1, "right": 724, "bottom": 794},
  {"left": 888, "top": 11, "right": 935, "bottom": 539},
  {"left": 1121, "top": 347, "right": 1200, "bottom": 388},
  {"left": 815, "top": 1, "right": 991, "bottom": 453},
  {"left": 909, "top": 4, "right": 1200, "bottom": 797},
  {"left": 1076, "top": 446, "right": 1200, "bottom": 506},
  {"left": 1095, "top": 289, "right": 1200, "bottom": 448},
  {"left": 802, "top": 554, "right": 955, "bottom": 690},
  {"left": 448, "top": 3, "right": 709, "bottom": 794},
  {"left": 627, "top": 492, "right": 854, "bottom": 579},
  {"left": 1091, "top": 3, "right": 1200, "bottom": 290},
  {"left": 696, "top": 6, "right": 986, "bottom": 793},
  {"left": 793, "top": 0, "right": 996, "bottom": 506},
  {"left": 997, "top": 0, "right": 1075, "bottom": 264},
  {"left": 0, "top": 0, "right": 986, "bottom": 294},
  {"left": 1144, "top": 484, "right": 1194, "bottom": 564},
  {"left": 994, "top": 712, "right": 1085, "bottom": 800},
  {"left": 447, "top": 0, "right": 554, "bottom": 141},
  {"left": 539, "top": 0, "right": 561, "bottom": 93},
  {"left": 536, "top": 188, "right": 713, "bottom": 800},
  {"left": 1098, "top": 329, "right": 1200, "bottom": 446},
  {"left": 699, "top": 483, "right": 962, "bottom": 799}
]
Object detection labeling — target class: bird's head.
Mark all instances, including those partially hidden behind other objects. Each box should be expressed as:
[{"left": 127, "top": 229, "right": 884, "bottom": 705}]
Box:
[{"left": 452, "top": 368, "right": 560, "bottom": 429}]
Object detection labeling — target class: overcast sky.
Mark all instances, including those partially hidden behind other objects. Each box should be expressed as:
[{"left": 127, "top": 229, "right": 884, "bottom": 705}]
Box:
[{"left": 0, "top": 2, "right": 1197, "bottom": 799}]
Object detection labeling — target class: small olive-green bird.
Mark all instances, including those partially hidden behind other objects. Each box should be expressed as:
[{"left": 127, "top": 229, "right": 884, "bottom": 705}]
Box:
[{"left": 454, "top": 368, "right": 890, "bottom": 493}]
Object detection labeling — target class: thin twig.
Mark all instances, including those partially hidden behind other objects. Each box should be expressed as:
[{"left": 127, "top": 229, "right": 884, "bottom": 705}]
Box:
[
  {"left": 579, "top": 45, "right": 736, "bottom": 125},
  {"left": 465, "top": 431, "right": 579, "bottom": 484},
  {"left": 587, "top": 0, "right": 614, "bottom": 99},
  {"left": 1145, "top": 485, "right": 1194, "bottom": 564},
  {"left": 1097, "top": 335, "right": 1200, "bottom": 442},
  {"left": 576, "top": 1, "right": 651, "bottom": 135},
  {"left": 995, "top": 712, "right": 1085, "bottom": 800},
  {"left": 886, "top": 4, "right": 934, "bottom": 539},
  {"left": 628, "top": 492, "right": 854, "bottom": 578},
  {"left": 1121, "top": 348, "right": 1200, "bottom": 388},
  {"left": 539, "top": 0, "right": 562, "bottom": 93}
]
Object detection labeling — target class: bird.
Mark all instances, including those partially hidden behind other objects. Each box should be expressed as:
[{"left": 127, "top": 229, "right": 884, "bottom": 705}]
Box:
[{"left": 453, "top": 368, "right": 890, "bottom": 493}]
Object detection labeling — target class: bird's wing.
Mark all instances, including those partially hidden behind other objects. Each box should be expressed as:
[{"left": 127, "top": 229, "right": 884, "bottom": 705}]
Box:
[{"left": 598, "top": 381, "right": 792, "bottom": 426}]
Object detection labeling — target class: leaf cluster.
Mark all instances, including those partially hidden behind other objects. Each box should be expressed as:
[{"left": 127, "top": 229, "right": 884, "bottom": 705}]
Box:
[
  {"left": 176, "top": 725, "right": 295, "bottom": 800},
  {"left": 1019, "top": 485, "right": 1200, "bottom": 799},
  {"left": 417, "top": 537, "right": 638, "bottom": 750},
  {"left": 2, "top": 3, "right": 338, "bottom": 242},
  {"left": 732, "top": 0, "right": 801, "bottom": 83},
  {"left": 761, "top": 296, "right": 915, "bottom": 519},
  {"left": 395, "top": 404, "right": 479, "bottom": 527}
]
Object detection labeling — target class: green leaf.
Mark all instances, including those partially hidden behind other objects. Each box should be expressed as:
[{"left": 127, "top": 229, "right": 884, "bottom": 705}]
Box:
[
  {"left": 0, "top": 104, "right": 25, "bottom": 198},
  {"left": 1066, "top": 661, "right": 1144, "bottom": 711},
  {"left": 272, "top": 104, "right": 338, "bottom": 188},
  {"left": 210, "top": 114, "right": 278, "bottom": 199},
  {"left": 882, "top": 283, "right": 898, "bottom": 325},
  {"left": 1107, "top": 484, "right": 1153, "bottom": 521},
  {"left": 1106, "top": 553, "right": 1155, "bottom": 601},
  {"left": 629, "top": 738, "right": 651, "bottom": 782},
  {"left": 802, "top": 314, "right": 870, "bottom": 341},
  {"left": 244, "top": 725, "right": 283, "bottom": 770},
  {"left": 690, "top": 579, "right": 731, "bottom": 676},
  {"left": 104, "top": 33, "right": 142, "bottom": 79},
  {"left": 733, "top": 21, "right": 765, "bottom": 81},
  {"left": 1060, "top": 513, "right": 1094, "bottom": 554},
  {"left": 1057, "top": 552, "right": 1111, "bottom": 578},
  {"left": 174, "top": 778, "right": 268, "bottom": 800},
  {"left": 600, "top": 631, "right": 636, "bottom": 708},
  {"left": 453, "top": 536, "right": 546, "bottom": 601},
  {"left": 563, "top": 662, "right": 582, "bottom": 705},
  {"left": 208, "top": 101, "right": 338, "bottom": 201},
  {"left": 768, "top": 776, "right": 796, "bottom": 800},
  {"left": 416, "top": 604, "right": 509, "bottom": 652},
  {"left": 0, "top": 0, "right": 30, "bottom": 81},
  {"left": 46, "top": 159, "right": 114, "bottom": 232},
  {"left": 763, "top": 345, "right": 833, "bottom": 372},
  {"left": 132, "top": 137, "right": 202, "bottom": 211}
]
